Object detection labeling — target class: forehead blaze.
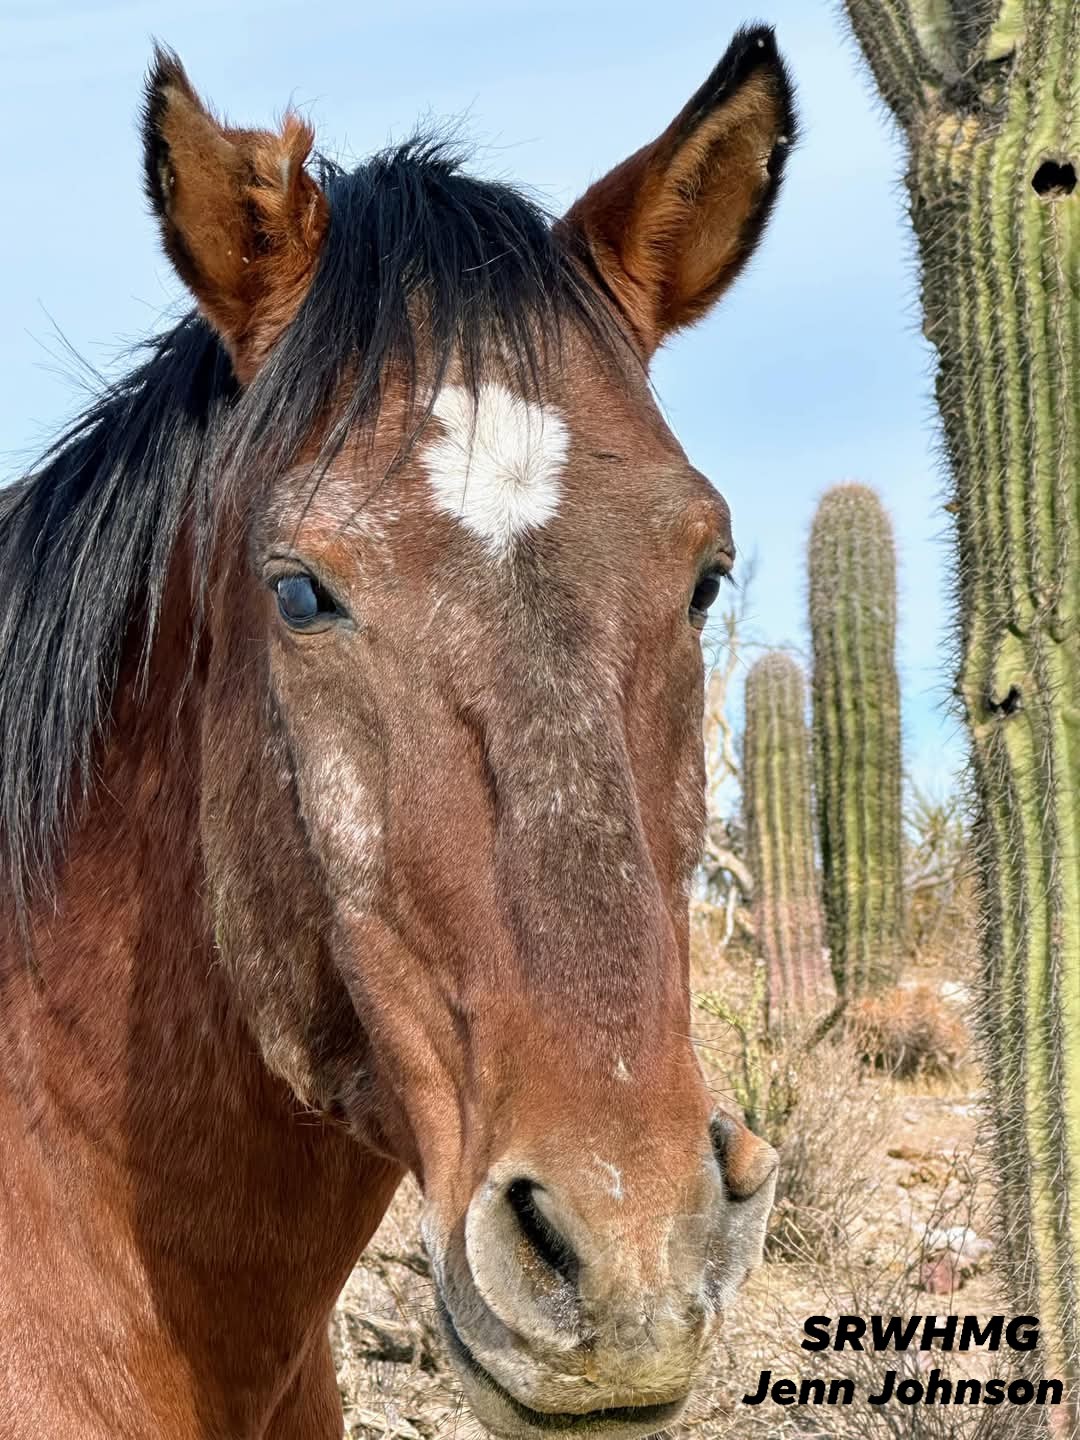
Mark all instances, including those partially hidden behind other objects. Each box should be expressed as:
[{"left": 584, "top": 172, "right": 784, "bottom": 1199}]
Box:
[{"left": 421, "top": 383, "right": 570, "bottom": 555}]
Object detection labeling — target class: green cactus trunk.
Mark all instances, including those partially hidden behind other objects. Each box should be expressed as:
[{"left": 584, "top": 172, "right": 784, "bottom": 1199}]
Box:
[
  {"left": 743, "top": 652, "right": 826, "bottom": 1030},
  {"left": 843, "top": 0, "right": 1080, "bottom": 1414},
  {"left": 808, "top": 484, "right": 903, "bottom": 998}
]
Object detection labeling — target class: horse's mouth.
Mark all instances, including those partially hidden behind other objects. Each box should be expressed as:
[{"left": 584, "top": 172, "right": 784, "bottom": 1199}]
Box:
[{"left": 436, "top": 1295, "right": 688, "bottom": 1439}]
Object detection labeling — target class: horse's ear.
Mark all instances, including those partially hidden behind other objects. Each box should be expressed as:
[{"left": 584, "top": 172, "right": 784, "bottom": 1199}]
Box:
[
  {"left": 142, "top": 47, "right": 329, "bottom": 380},
  {"left": 562, "top": 26, "right": 794, "bottom": 356}
]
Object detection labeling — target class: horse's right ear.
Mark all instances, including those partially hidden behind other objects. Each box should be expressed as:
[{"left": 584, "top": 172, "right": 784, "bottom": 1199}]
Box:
[{"left": 142, "top": 47, "right": 329, "bottom": 381}]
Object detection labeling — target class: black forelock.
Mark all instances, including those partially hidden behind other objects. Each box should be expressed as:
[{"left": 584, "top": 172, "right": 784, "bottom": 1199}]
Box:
[
  {"left": 229, "top": 138, "right": 620, "bottom": 488},
  {"left": 0, "top": 137, "right": 623, "bottom": 919}
]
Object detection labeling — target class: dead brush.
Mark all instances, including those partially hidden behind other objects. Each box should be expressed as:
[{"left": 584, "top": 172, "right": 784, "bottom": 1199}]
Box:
[
  {"left": 846, "top": 985, "right": 969, "bottom": 1079},
  {"left": 766, "top": 1037, "right": 896, "bottom": 1263},
  {"left": 696, "top": 1174, "right": 1044, "bottom": 1440},
  {"left": 330, "top": 1181, "right": 460, "bottom": 1439}
]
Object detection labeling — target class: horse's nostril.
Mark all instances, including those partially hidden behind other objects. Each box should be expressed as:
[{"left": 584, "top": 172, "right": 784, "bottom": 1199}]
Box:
[
  {"left": 709, "top": 1111, "right": 778, "bottom": 1201},
  {"left": 709, "top": 1113, "right": 738, "bottom": 1168},
  {"left": 506, "top": 1179, "right": 580, "bottom": 1288}
]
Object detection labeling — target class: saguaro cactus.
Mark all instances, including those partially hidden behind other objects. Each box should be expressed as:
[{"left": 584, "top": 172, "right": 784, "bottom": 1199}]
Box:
[
  {"left": 743, "top": 652, "right": 826, "bottom": 1029},
  {"left": 808, "top": 484, "right": 903, "bottom": 997},
  {"left": 843, "top": 0, "right": 1080, "bottom": 1416}
]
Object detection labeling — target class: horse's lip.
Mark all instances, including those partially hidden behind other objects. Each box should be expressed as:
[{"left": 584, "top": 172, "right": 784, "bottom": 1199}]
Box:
[{"left": 435, "top": 1294, "right": 688, "bottom": 1436}]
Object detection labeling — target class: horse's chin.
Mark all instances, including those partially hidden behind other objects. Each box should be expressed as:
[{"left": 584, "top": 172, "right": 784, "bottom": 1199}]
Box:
[{"left": 434, "top": 1292, "right": 690, "bottom": 1440}]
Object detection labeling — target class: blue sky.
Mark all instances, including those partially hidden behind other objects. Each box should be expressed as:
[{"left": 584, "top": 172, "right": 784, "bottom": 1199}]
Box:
[{"left": 0, "top": 1, "right": 966, "bottom": 796}]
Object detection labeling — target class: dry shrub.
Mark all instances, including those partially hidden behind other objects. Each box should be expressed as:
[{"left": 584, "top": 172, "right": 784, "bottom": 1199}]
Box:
[
  {"left": 766, "top": 1035, "right": 896, "bottom": 1263},
  {"left": 702, "top": 1160, "right": 1048, "bottom": 1440},
  {"left": 695, "top": 978, "right": 895, "bottom": 1264},
  {"left": 847, "top": 985, "right": 968, "bottom": 1079},
  {"left": 904, "top": 785, "right": 978, "bottom": 968},
  {"left": 711, "top": 1270, "right": 1039, "bottom": 1440},
  {"left": 331, "top": 1181, "right": 460, "bottom": 1438}
]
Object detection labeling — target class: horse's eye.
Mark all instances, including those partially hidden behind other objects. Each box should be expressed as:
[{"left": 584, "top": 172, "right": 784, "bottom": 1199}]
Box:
[
  {"left": 275, "top": 573, "right": 340, "bottom": 629},
  {"left": 689, "top": 571, "right": 723, "bottom": 627}
]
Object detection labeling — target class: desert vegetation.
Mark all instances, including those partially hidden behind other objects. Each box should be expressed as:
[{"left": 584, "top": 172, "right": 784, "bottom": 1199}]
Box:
[
  {"left": 809, "top": 484, "right": 903, "bottom": 999},
  {"left": 742, "top": 651, "right": 825, "bottom": 1031}
]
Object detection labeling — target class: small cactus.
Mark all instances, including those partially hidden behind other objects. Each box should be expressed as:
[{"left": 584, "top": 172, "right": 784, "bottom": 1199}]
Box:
[
  {"left": 808, "top": 484, "right": 903, "bottom": 997},
  {"left": 844, "top": 0, "right": 1080, "bottom": 1416},
  {"left": 743, "top": 652, "right": 826, "bottom": 1029},
  {"left": 697, "top": 963, "right": 770, "bottom": 1135}
]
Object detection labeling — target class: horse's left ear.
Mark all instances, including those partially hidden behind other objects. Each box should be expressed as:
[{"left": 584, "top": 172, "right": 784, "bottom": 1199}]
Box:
[
  {"left": 562, "top": 26, "right": 795, "bottom": 356},
  {"left": 141, "top": 46, "right": 329, "bottom": 380}
]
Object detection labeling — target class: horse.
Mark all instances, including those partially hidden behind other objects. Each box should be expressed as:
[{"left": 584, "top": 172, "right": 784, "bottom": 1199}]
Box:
[{"left": 0, "top": 27, "right": 794, "bottom": 1440}]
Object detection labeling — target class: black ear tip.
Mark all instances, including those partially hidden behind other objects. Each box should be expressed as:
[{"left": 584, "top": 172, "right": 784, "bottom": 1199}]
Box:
[
  {"left": 141, "top": 43, "right": 187, "bottom": 217},
  {"left": 721, "top": 23, "right": 781, "bottom": 79},
  {"left": 145, "top": 42, "right": 188, "bottom": 107},
  {"left": 737, "top": 23, "right": 779, "bottom": 59},
  {"left": 701, "top": 23, "right": 795, "bottom": 121},
  {"left": 730, "top": 24, "right": 798, "bottom": 148}
]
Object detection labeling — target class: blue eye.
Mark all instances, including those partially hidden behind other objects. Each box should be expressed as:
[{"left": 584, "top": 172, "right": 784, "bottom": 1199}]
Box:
[
  {"left": 690, "top": 571, "right": 723, "bottom": 626},
  {"left": 275, "top": 573, "right": 340, "bottom": 629}
]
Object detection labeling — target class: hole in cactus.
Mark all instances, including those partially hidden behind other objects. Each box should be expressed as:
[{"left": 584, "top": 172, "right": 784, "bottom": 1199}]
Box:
[
  {"left": 989, "top": 685, "right": 1023, "bottom": 717},
  {"left": 1032, "top": 159, "right": 1076, "bottom": 197}
]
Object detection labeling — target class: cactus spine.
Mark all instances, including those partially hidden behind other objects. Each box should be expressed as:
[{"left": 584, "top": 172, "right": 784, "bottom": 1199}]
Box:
[
  {"left": 808, "top": 484, "right": 903, "bottom": 997},
  {"left": 743, "top": 652, "right": 826, "bottom": 1029},
  {"left": 844, "top": 0, "right": 1080, "bottom": 1413}
]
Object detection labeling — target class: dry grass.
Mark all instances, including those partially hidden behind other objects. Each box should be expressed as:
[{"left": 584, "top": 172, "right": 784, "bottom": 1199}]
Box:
[
  {"left": 703, "top": 1253, "right": 1039, "bottom": 1440},
  {"left": 766, "top": 1036, "right": 898, "bottom": 1263},
  {"left": 330, "top": 1182, "right": 461, "bottom": 1439}
]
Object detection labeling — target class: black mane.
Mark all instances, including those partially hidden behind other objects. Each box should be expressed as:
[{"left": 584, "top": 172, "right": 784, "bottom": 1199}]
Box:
[{"left": 0, "top": 139, "right": 619, "bottom": 917}]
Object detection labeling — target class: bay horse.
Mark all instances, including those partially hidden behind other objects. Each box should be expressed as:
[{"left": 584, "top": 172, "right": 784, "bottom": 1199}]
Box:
[{"left": 0, "top": 28, "right": 794, "bottom": 1440}]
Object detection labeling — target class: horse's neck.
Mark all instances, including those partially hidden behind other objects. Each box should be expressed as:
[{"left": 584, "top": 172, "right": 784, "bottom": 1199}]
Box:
[{"left": 0, "top": 629, "right": 399, "bottom": 1433}]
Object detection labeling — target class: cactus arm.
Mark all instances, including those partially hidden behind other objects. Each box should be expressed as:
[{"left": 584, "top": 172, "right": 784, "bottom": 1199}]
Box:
[
  {"left": 845, "top": 0, "right": 945, "bottom": 123},
  {"left": 909, "top": 0, "right": 959, "bottom": 76}
]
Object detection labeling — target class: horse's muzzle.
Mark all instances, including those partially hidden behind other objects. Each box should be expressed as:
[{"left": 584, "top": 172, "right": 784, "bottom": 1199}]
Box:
[{"left": 423, "top": 1114, "right": 777, "bottom": 1439}]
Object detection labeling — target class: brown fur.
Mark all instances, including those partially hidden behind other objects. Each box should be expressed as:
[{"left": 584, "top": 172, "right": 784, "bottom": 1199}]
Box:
[
  {"left": 1, "top": 33, "right": 794, "bottom": 1440},
  {"left": 564, "top": 57, "right": 791, "bottom": 352},
  {"left": 145, "top": 49, "right": 329, "bottom": 381}
]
